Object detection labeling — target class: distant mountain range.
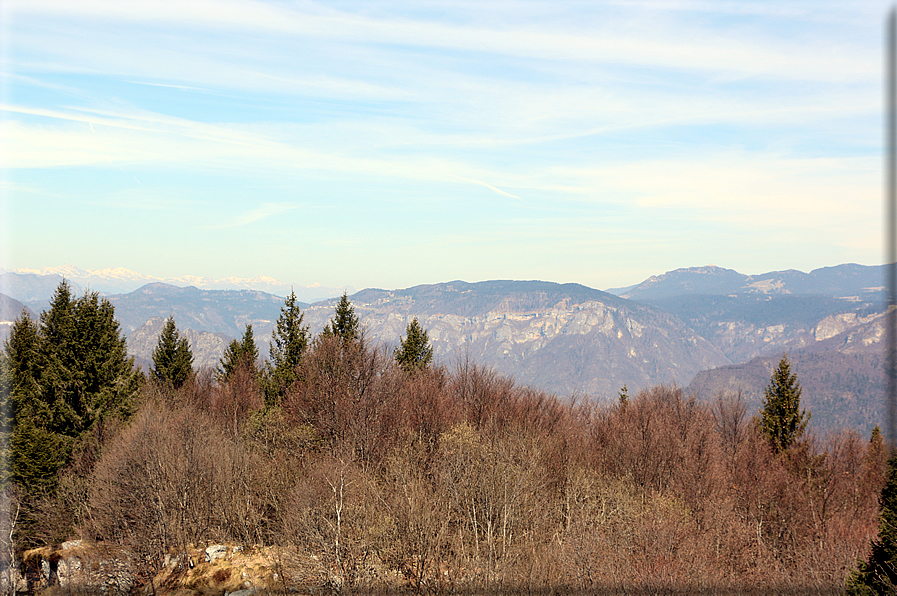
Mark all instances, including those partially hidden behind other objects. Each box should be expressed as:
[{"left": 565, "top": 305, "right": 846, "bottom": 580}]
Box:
[
  {"left": 609, "top": 263, "right": 886, "bottom": 300},
  {"left": 0, "top": 263, "right": 888, "bottom": 434},
  {"left": 0, "top": 265, "right": 347, "bottom": 305}
]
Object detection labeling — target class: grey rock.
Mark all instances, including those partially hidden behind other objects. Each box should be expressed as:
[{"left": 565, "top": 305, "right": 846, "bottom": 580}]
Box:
[
  {"left": 205, "top": 544, "right": 228, "bottom": 563},
  {"left": 225, "top": 588, "right": 258, "bottom": 596},
  {"left": 27, "top": 543, "right": 134, "bottom": 596}
]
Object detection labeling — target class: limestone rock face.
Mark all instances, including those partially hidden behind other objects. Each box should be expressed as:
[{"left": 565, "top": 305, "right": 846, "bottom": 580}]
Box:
[
  {"left": 299, "top": 282, "right": 730, "bottom": 398},
  {"left": 813, "top": 312, "right": 883, "bottom": 347}
]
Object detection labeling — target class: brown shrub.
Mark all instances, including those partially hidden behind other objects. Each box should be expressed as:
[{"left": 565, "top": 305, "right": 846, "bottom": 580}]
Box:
[
  {"left": 211, "top": 361, "right": 264, "bottom": 435},
  {"left": 280, "top": 455, "right": 388, "bottom": 590},
  {"left": 284, "top": 334, "right": 390, "bottom": 464},
  {"left": 87, "top": 398, "right": 261, "bottom": 571},
  {"left": 211, "top": 567, "right": 231, "bottom": 583}
]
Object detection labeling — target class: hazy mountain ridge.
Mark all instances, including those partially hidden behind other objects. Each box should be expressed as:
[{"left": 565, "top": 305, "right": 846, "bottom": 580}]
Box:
[
  {"left": 347, "top": 280, "right": 631, "bottom": 315},
  {"left": 613, "top": 263, "right": 885, "bottom": 300},
  {"left": 106, "top": 283, "right": 294, "bottom": 336},
  {"left": 0, "top": 294, "right": 36, "bottom": 345},
  {"left": 690, "top": 352, "right": 884, "bottom": 436},
  {"left": 658, "top": 264, "right": 889, "bottom": 434},
  {"left": 0, "top": 273, "right": 83, "bottom": 313},
  {"left": 641, "top": 294, "right": 880, "bottom": 363},
  {"left": 105, "top": 279, "right": 728, "bottom": 399},
  {"left": 1, "top": 266, "right": 346, "bottom": 303}
]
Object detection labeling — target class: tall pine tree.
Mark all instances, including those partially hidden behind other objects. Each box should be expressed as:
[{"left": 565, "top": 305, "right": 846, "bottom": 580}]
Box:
[
  {"left": 2, "top": 311, "right": 45, "bottom": 491},
  {"left": 151, "top": 316, "right": 194, "bottom": 388},
  {"left": 5, "top": 281, "right": 142, "bottom": 544},
  {"left": 759, "top": 354, "right": 809, "bottom": 454},
  {"left": 67, "top": 290, "right": 142, "bottom": 425},
  {"left": 218, "top": 324, "right": 259, "bottom": 381},
  {"left": 38, "top": 280, "right": 78, "bottom": 437},
  {"left": 395, "top": 317, "right": 434, "bottom": 373},
  {"left": 323, "top": 292, "right": 359, "bottom": 343},
  {"left": 25, "top": 281, "right": 141, "bottom": 441},
  {"left": 266, "top": 290, "right": 309, "bottom": 404},
  {"left": 4, "top": 310, "right": 42, "bottom": 422}
]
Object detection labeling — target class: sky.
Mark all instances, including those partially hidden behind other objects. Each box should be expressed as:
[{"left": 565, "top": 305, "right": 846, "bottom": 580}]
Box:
[{"left": 0, "top": 0, "right": 889, "bottom": 292}]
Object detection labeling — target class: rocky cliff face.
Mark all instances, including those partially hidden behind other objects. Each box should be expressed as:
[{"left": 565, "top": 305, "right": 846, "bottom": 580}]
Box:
[
  {"left": 702, "top": 308, "right": 885, "bottom": 363},
  {"left": 299, "top": 282, "right": 729, "bottom": 398},
  {"left": 633, "top": 292, "right": 881, "bottom": 363}
]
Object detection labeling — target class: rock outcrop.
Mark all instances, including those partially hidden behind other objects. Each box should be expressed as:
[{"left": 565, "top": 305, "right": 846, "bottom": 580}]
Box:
[{"left": 23, "top": 541, "right": 135, "bottom": 595}]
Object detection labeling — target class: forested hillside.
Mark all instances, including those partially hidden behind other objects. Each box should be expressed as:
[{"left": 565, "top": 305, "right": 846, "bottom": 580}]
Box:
[{"left": 1, "top": 281, "right": 892, "bottom": 595}]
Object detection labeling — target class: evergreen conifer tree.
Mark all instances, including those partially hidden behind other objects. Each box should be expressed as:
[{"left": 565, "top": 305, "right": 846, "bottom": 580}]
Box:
[
  {"left": 324, "top": 292, "right": 359, "bottom": 343},
  {"left": 218, "top": 324, "right": 259, "bottom": 381},
  {"left": 5, "top": 281, "right": 142, "bottom": 537},
  {"left": 38, "top": 280, "right": 77, "bottom": 435},
  {"left": 266, "top": 290, "right": 309, "bottom": 404},
  {"left": 243, "top": 323, "right": 259, "bottom": 366},
  {"left": 4, "top": 311, "right": 43, "bottom": 421},
  {"left": 66, "top": 291, "right": 142, "bottom": 425},
  {"left": 759, "top": 354, "right": 809, "bottom": 454},
  {"left": 151, "top": 316, "right": 194, "bottom": 388},
  {"left": 219, "top": 339, "right": 242, "bottom": 381},
  {"left": 30, "top": 283, "right": 141, "bottom": 439},
  {"left": 2, "top": 311, "right": 43, "bottom": 490},
  {"left": 847, "top": 449, "right": 897, "bottom": 594},
  {"left": 395, "top": 317, "right": 434, "bottom": 373}
]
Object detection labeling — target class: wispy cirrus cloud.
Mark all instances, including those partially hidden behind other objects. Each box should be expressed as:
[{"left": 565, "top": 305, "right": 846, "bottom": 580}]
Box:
[
  {"left": 461, "top": 178, "right": 522, "bottom": 200},
  {"left": 6, "top": 0, "right": 876, "bottom": 82},
  {"left": 208, "top": 202, "right": 301, "bottom": 229}
]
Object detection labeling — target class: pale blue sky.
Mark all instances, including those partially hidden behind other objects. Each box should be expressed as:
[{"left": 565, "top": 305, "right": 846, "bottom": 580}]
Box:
[{"left": 0, "top": 0, "right": 888, "bottom": 291}]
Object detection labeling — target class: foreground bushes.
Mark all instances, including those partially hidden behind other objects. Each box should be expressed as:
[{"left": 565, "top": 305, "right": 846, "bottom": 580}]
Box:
[{"left": 51, "top": 337, "right": 889, "bottom": 593}]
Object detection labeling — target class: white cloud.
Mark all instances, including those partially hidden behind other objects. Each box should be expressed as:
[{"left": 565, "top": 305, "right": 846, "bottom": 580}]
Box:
[
  {"left": 461, "top": 178, "right": 522, "bottom": 200},
  {"left": 209, "top": 202, "right": 301, "bottom": 228},
  {"left": 0, "top": 101, "right": 880, "bottom": 224}
]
